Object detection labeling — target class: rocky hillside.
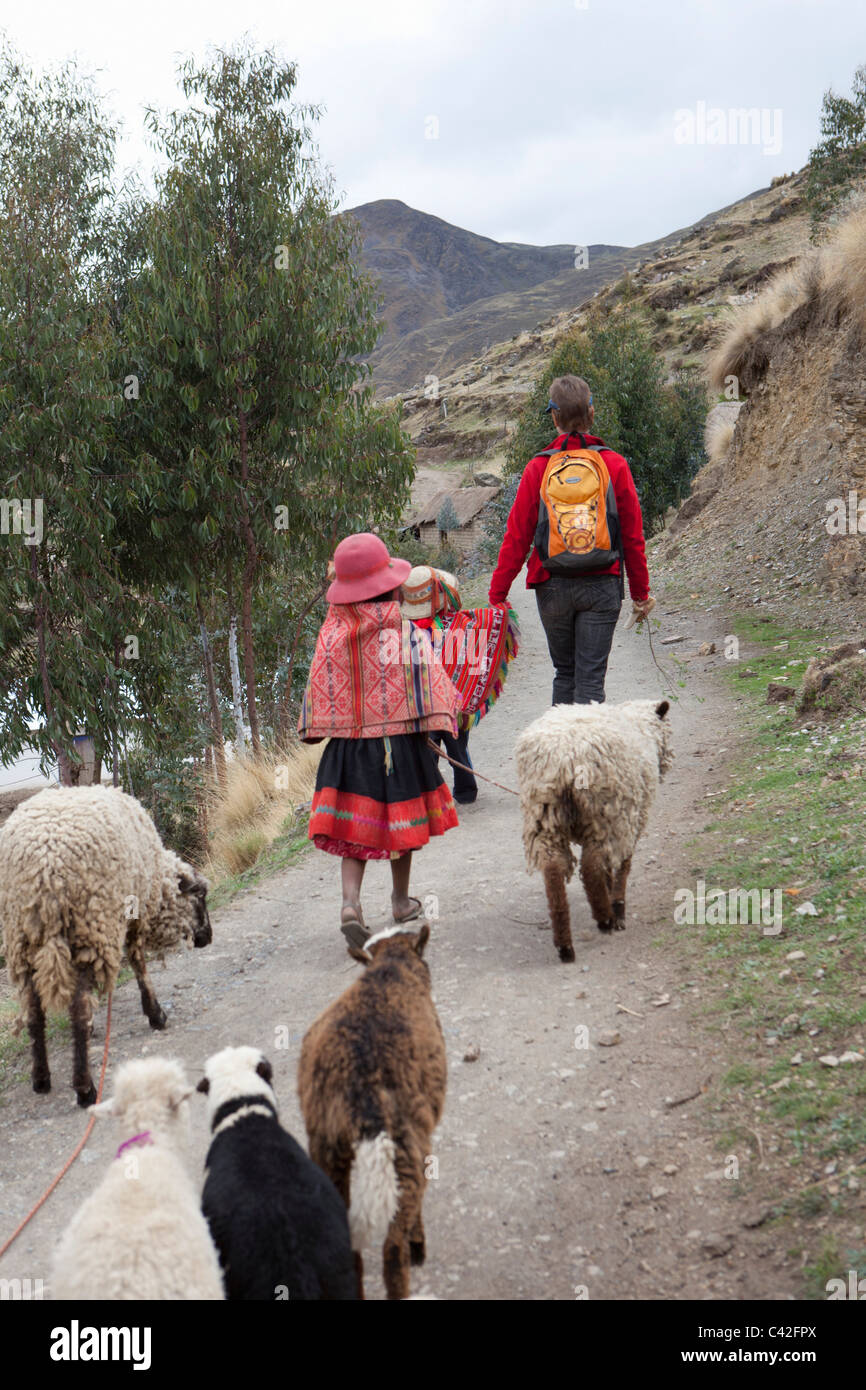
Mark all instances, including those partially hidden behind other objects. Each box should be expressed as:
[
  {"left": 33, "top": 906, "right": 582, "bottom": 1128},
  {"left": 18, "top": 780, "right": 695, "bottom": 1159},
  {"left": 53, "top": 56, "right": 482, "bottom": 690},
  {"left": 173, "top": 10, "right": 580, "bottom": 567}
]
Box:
[
  {"left": 387, "top": 171, "right": 811, "bottom": 485},
  {"left": 655, "top": 190, "right": 866, "bottom": 630},
  {"left": 352, "top": 182, "right": 805, "bottom": 399}
]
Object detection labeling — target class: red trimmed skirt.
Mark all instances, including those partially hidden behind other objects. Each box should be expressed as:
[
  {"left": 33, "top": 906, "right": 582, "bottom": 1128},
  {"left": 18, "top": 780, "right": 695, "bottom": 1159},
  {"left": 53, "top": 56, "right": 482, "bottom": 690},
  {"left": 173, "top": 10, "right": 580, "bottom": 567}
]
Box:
[{"left": 309, "top": 733, "right": 459, "bottom": 859}]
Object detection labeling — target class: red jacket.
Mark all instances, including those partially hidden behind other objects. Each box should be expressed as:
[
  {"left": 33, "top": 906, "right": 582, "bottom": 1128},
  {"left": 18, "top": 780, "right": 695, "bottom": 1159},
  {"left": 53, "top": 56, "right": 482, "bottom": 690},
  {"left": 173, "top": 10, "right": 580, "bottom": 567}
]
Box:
[{"left": 488, "top": 432, "right": 650, "bottom": 604}]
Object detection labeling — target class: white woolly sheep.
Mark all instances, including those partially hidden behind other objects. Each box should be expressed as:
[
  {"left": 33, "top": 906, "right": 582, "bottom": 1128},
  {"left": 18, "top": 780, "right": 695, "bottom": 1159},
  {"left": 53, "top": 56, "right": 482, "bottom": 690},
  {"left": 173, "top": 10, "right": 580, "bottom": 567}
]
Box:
[
  {"left": 0, "top": 785, "right": 212, "bottom": 1106},
  {"left": 515, "top": 699, "right": 673, "bottom": 962},
  {"left": 297, "top": 923, "right": 447, "bottom": 1301},
  {"left": 52, "top": 1057, "right": 224, "bottom": 1300},
  {"left": 197, "top": 1045, "right": 358, "bottom": 1300}
]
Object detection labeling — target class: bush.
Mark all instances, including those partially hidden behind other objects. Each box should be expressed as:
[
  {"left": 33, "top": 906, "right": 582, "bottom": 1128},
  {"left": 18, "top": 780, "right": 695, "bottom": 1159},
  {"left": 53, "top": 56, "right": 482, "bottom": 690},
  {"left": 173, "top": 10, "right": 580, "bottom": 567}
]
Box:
[
  {"left": 504, "top": 308, "right": 707, "bottom": 531},
  {"left": 480, "top": 476, "right": 519, "bottom": 564},
  {"left": 124, "top": 744, "right": 207, "bottom": 866}
]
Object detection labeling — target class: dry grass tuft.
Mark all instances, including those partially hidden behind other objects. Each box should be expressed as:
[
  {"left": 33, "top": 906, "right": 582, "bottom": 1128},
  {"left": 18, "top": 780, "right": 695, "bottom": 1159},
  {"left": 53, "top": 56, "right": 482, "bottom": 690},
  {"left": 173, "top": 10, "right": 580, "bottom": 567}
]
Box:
[
  {"left": 708, "top": 254, "right": 822, "bottom": 391},
  {"left": 204, "top": 743, "right": 322, "bottom": 880},
  {"left": 818, "top": 203, "right": 866, "bottom": 340},
  {"left": 704, "top": 410, "right": 736, "bottom": 464},
  {"left": 708, "top": 199, "right": 866, "bottom": 394}
]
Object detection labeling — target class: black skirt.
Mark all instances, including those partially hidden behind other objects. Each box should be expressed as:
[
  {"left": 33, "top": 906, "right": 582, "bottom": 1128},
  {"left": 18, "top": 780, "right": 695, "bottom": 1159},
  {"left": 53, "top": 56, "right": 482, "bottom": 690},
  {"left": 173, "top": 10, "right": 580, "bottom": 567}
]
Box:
[{"left": 308, "top": 733, "right": 459, "bottom": 859}]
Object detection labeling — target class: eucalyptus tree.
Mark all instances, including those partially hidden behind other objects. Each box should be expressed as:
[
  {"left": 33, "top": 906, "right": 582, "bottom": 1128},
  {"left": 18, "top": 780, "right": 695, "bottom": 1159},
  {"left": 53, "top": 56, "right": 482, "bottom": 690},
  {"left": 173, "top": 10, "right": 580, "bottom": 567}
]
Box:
[
  {"left": 127, "top": 43, "right": 413, "bottom": 756},
  {"left": 0, "top": 46, "right": 130, "bottom": 781}
]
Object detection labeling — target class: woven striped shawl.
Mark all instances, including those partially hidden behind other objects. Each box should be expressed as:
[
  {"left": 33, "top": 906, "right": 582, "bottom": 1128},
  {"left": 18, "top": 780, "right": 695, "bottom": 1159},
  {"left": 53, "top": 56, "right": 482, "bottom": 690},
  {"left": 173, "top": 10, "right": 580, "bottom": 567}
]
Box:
[{"left": 298, "top": 600, "right": 458, "bottom": 742}]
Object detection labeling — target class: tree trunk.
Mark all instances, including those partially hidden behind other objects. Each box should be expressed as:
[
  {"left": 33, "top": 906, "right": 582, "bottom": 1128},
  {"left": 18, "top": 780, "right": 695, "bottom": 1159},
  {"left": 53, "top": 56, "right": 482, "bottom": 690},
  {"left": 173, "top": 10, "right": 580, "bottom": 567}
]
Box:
[
  {"left": 226, "top": 564, "right": 247, "bottom": 753},
  {"left": 196, "top": 593, "right": 227, "bottom": 786},
  {"left": 237, "top": 404, "right": 261, "bottom": 756},
  {"left": 228, "top": 615, "right": 246, "bottom": 753},
  {"left": 32, "top": 547, "right": 74, "bottom": 784}
]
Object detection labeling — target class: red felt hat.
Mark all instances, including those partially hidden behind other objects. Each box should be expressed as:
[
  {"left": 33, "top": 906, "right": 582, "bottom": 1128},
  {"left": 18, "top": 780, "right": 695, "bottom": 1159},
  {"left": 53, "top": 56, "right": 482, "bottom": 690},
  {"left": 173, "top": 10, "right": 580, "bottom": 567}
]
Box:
[{"left": 326, "top": 532, "right": 412, "bottom": 604}]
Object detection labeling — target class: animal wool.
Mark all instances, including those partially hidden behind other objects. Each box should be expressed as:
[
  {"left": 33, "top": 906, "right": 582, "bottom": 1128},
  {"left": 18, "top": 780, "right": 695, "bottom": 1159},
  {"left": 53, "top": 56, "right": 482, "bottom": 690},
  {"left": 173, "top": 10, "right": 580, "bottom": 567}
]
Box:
[{"left": 516, "top": 699, "right": 673, "bottom": 961}]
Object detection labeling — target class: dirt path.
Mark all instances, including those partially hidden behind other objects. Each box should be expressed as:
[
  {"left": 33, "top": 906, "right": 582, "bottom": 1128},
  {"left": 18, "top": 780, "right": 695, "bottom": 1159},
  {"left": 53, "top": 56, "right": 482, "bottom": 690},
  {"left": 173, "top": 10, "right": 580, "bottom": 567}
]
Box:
[{"left": 0, "top": 583, "right": 800, "bottom": 1300}]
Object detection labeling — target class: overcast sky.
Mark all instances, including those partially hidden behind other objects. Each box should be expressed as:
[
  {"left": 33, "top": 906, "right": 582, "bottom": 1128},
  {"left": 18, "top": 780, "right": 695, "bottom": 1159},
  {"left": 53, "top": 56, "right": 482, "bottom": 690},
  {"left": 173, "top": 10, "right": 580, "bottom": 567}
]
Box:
[{"left": 4, "top": 0, "right": 865, "bottom": 249}]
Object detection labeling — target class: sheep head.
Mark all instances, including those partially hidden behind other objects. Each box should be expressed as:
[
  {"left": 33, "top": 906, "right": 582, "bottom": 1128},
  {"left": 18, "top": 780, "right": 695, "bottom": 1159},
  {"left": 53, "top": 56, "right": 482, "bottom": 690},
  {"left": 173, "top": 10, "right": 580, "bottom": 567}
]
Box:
[
  {"left": 176, "top": 864, "right": 212, "bottom": 948},
  {"left": 91, "top": 1057, "right": 194, "bottom": 1142},
  {"left": 348, "top": 921, "right": 430, "bottom": 967},
  {"left": 196, "top": 1045, "right": 277, "bottom": 1128}
]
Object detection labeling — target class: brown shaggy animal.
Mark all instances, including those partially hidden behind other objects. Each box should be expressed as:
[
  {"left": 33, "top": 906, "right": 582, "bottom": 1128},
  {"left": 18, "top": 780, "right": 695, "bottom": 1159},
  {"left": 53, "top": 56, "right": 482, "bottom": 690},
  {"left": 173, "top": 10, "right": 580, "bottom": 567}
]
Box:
[{"left": 297, "top": 924, "right": 446, "bottom": 1300}]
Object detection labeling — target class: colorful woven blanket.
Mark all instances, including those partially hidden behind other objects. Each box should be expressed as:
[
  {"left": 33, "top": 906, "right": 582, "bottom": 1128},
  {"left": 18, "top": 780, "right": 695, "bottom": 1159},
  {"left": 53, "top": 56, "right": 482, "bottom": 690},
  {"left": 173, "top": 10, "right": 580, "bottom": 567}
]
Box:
[
  {"left": 298, "top": 600, "right": 458, "bottom": 742},
  {"left": 424, "top": 603, "right": 520, "bottom": 731}
]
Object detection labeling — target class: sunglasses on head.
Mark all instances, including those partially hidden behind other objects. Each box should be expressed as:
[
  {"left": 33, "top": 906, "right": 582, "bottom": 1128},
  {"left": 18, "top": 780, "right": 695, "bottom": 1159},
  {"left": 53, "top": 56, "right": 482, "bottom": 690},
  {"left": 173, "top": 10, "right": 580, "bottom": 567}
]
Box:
[{"left": 543, "top": 393, "right": 592, "bottom": 415}]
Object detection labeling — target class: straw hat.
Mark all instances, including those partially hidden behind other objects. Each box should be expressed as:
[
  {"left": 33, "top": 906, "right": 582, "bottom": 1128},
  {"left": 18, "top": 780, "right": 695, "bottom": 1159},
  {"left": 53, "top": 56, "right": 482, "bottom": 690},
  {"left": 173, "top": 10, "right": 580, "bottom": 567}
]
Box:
[
  {"left": 326, "top": 533, "right": 411, "bottom": 604},
  {"left": 400, "top": 566, "right": 461, "bottom": 620}
]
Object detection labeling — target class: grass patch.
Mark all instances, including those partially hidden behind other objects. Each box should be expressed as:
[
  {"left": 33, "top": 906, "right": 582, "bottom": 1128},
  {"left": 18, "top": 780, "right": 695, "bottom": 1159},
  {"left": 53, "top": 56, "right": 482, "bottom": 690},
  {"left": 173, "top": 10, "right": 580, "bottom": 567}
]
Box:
[
  {"left": 206, "top": 814, "right": 312, "bottom": 911},
  {"left": 677, "top": 611, "right": 866, "bottom": 1294},
  {"left": 0, "top": 999, "right": 69, "bottom": 1094}
]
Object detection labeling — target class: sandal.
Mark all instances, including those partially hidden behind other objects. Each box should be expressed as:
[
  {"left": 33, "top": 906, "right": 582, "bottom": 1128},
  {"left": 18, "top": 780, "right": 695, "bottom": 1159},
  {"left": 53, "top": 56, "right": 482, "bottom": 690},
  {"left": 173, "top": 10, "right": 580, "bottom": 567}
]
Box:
[
  {"left": 392, "top": 896, "right": 424, "bottom": 925},
  {"left": 340, "top": 907, "right": 370, "bottom": 950}
]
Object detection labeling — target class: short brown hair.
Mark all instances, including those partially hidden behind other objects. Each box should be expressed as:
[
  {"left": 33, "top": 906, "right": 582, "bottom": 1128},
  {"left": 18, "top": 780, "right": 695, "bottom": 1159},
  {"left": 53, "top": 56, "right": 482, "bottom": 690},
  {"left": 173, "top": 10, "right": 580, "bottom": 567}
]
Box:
[{"left": 549, "top": 375, "right": 592, "bottom": 432}]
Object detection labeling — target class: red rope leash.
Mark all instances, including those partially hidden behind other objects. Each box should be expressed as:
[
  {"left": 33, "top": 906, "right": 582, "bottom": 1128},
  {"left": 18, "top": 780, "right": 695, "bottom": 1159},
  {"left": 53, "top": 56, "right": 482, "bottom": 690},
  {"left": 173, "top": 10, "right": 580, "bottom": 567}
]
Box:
[{"left": 0, "top": 993, "right": 113, "bottom": 1260}]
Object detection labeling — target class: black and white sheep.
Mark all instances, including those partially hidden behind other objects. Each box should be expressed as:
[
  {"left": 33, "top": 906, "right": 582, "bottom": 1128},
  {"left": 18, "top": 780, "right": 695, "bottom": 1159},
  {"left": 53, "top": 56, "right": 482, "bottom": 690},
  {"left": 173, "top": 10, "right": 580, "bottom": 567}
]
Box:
[
  {"left": 197, "top": 1045, "right": 358, "bottom": 1301},
  {"left": 0, "top": 785, "right": 211, "bottom": 1106},
  {"left": 51, "top": 1058, "right": 224, "bottom": 1299},
  {"left": 298, "top": 923, "right": 447, "bottom": 1300}
]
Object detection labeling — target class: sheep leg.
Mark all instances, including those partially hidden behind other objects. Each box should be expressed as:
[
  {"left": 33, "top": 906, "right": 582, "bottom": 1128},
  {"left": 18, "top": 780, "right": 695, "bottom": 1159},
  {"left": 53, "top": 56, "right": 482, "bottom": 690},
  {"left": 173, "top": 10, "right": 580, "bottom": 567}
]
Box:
[
  {"left": 25, "top": 977, "right": 50, "bottom": 1094},
  {"left": 384, "top": 1150, "right": 424, "bottom": 1299},
  {"left": 71, "top": 969, "right": 97, "bottom": 1108},
  {"left": 383, "top": 1222, "right": 412, "bottom": 1301},
  {"left": 580, "top": 844, "right": 616, "bottom": 934},
  {"left": 542, "top": 862, "right": 575, "bottom": 963},
  {"left": 409, "top": 1210, "right": 426, "bottom": 1267},
  {"left": 128, "top": 940, "right": 167, "bottom": 1030},
  {"left": 612, "top": 857, "right": 632, "bottom": 932},
  {"left": 353, "top": 1252, "right": 366, "bottom": 1301},
  {"left": 314, "top": 1142, "right": 365, "bottom": 1300}
]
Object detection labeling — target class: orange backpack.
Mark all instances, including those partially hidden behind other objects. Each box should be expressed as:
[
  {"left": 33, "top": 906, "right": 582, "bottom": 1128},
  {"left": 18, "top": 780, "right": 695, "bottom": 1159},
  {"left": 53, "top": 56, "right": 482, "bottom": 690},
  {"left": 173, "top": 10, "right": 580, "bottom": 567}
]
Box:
[{"left": 534, "top": 433, "right": 624, "bottom": 591}]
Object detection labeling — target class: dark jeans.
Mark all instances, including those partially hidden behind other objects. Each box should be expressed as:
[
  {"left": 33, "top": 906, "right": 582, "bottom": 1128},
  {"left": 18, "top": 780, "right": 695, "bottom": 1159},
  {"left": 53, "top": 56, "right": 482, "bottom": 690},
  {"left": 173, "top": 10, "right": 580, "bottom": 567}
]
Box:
[
  {"left": 535, "top": 574, "right": 622, "bottom": 705},
  {"left": 431, "top": 728, "right": 477, "bottom": 800}
]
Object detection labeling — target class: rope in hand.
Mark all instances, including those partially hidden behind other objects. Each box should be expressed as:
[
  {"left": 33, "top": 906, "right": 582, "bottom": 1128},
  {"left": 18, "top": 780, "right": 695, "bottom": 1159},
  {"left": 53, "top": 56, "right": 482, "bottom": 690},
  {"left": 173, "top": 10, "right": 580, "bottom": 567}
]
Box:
[
  {"left": 426, "top": 738, "right": 520, "bottom": 797},
  {"left": 0, "top": 992, "right": 113, "bottom": 1261},
  {"left": 644, "top": 620, "right": 682, "bottom": 701}
]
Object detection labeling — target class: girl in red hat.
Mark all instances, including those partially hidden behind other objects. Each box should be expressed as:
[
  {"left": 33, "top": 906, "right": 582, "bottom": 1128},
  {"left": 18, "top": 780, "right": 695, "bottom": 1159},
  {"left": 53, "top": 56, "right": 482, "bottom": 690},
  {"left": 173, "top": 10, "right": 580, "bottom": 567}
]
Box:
[{"left": 298, "top": 533, "right": 459, "bottom": 947}]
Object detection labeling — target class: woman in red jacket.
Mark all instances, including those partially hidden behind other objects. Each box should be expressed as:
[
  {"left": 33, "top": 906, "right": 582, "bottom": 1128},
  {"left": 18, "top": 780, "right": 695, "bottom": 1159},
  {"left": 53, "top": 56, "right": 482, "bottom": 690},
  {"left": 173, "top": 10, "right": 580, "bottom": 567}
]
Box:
[{"left": 489, "top": 374, "right": 654, "bottom": 704}]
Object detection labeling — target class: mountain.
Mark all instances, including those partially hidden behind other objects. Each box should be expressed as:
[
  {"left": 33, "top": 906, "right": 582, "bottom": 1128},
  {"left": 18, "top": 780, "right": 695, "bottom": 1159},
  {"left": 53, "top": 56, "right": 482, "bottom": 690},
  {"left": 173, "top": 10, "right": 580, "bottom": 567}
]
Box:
[
  {"left": 388, "top": 171, "right": 810, "bottom": 480},
  {"left": 343, "top": 199, "right": 631, "bottom": 394},
  {"left": 344, "top": 193, "right": 784, "bottom": 396}
]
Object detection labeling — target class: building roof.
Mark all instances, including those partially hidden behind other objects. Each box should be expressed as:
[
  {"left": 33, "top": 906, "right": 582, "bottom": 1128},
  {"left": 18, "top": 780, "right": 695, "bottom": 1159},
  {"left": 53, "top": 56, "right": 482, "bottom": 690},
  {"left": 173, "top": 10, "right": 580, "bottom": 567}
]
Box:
[{"left": 404, "top": 485, "right": 500, "bottom": 529}]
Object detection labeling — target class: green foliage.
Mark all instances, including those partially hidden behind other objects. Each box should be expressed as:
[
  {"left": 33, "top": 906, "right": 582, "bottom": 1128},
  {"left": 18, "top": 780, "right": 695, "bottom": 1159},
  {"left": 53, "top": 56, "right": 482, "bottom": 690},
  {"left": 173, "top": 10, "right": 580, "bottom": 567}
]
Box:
[
  {"left": 504, "top": 309, "right": 707, "bottom": 532},
  {"left": 806, "top": 63, "right": 866, "bottom": 235},
  {"left": 436, "top": 496, "right": 459, "bottom": 536},
  {"left": 0, "top": 43, "right": 136, "bottom": 777},
  {"left": 481, "top": 476, "right": 519, "bottom": 563},
  {"left": 0, "top": 39, "right": 416, "bottom": 799}
]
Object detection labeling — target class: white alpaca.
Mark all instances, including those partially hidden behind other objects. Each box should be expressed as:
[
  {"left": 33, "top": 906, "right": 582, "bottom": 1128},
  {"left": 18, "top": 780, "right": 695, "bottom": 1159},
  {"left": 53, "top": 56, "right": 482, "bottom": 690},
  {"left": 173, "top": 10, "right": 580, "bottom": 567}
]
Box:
[{"left": 515, "top": 699, "right": 673, "bottom": 961}]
